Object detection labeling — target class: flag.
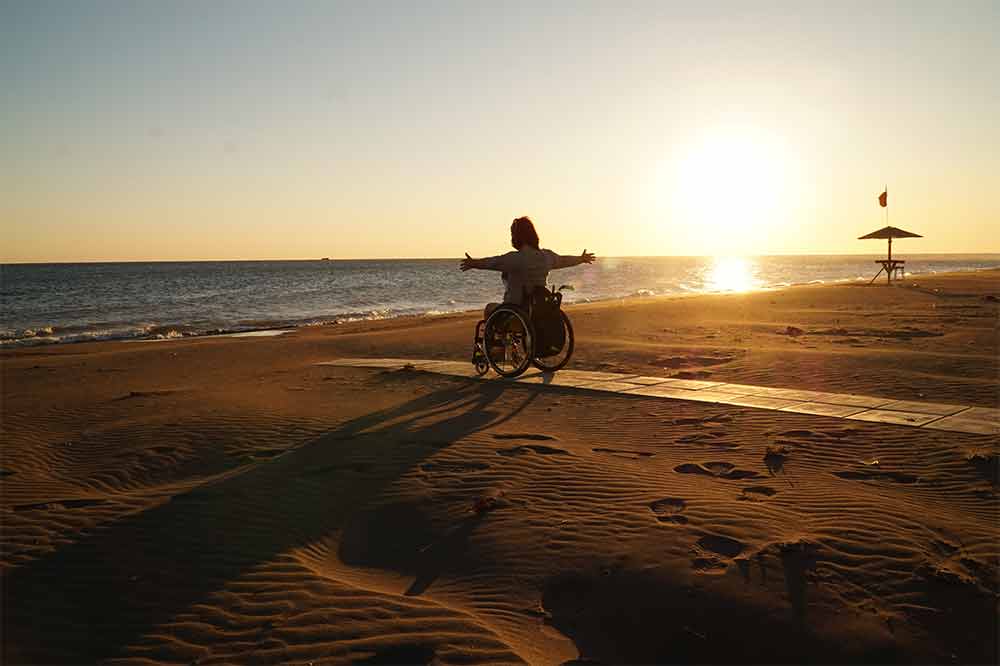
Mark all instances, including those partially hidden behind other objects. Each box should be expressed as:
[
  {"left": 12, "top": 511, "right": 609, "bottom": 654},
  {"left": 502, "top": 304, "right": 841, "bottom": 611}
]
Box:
[{"left": 879, "top": 190, "right": 887, "bottom": 207}]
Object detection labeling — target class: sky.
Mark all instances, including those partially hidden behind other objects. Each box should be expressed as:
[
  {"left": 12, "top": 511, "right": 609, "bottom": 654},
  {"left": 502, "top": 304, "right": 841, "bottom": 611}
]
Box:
[{"left": 2, "top": 0, "right": 998, "bottom": 262}]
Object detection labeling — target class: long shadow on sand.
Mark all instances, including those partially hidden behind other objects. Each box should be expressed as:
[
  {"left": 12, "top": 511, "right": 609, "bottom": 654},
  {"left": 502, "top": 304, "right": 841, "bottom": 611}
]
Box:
[{"left": 3, "top": 375, "right": 538, "bottom": 663}]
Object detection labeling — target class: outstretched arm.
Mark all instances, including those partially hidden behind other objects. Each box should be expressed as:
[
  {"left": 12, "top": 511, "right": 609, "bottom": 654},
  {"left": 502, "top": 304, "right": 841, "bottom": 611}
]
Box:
[
  {"left": 460, "top": 251, "right": 518, "bottom": 272},
  {"left": 460, "top": 253, "right": 482, "bottom": 271},
  {"left": 549, "top": 249, "right": 596, "bottom": 269}
]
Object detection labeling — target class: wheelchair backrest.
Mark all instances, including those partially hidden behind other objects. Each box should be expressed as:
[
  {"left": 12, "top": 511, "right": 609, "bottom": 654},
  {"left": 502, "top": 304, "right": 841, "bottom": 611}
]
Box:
[
  {"left": 525, "top": 286, "right": 565, "bottom": 357},
  {"left": 524, "top": 285, "right": 562, "bottom": 316}
]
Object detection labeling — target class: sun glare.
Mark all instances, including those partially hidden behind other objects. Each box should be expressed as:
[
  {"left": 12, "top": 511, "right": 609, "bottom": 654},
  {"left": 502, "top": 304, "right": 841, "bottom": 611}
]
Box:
[
  {"left": 705, "top": 256, "right": 760, "bottom": 292},
  {"left": 661, "top": 127, "right": 794, "bottom": 256}
]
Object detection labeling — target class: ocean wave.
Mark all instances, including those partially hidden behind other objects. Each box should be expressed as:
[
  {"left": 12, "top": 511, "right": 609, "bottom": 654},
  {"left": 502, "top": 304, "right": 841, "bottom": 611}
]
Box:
[
  {"left": 5, "top": 258, "right": 999, "bottom": 347},
  {"left": 0, "top": 307, "right": 428, "bottom": 347}
]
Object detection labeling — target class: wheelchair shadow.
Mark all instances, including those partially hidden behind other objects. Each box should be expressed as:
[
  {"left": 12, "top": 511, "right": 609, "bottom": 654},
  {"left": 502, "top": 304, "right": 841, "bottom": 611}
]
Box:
[
  {"left": 4, "top": 377, "right": 540, "bottom": 663},
  {"left": 496, "top": 369, "right": 560, "bottom": 385}
]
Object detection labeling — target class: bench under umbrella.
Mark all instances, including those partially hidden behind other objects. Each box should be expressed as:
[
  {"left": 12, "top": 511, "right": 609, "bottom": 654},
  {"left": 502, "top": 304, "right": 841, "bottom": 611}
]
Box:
[{"left": 858, "top": 226, "right": 922, "bottom": 283}]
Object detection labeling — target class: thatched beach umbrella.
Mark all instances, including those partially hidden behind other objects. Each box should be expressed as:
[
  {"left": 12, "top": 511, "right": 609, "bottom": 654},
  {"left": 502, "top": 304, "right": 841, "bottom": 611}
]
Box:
[{"left": 858, "top": 225, "right": 922, "bottom": 262}]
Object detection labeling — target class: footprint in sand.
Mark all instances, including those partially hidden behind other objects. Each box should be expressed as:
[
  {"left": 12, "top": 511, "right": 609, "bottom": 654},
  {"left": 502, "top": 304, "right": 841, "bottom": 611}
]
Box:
[
  {"left": 115, "top": 389, "right": 181, "bottom": 401},
  {"left": 420, "top": 460, "right": 490, "bottom": 473},
  {"left": 740, "top": 485, "right": 779, "bottom": 500},
  {"left": 14, "top": 498, "right": 108, "bottom": 512},
  {"left": 497, "top": 445, "right": 569, "bottom": 456},
  {"left": 671, "top": 413, "right": 734, "bottom": 426},
  {"left": 931, "top": 539, "right": 960, "bottom": 558},
  {"left": 692, "top": 534, "right": 746, "bottom": 573},
  {"left": 822, "top": 428, "right": 859, "bottom": 439},
  {"left": 594, "top": 447, "right": 655, "bottom": 459},
  {"left": 303, "top": 462, "right": 374, "bottom": 476},
  {"left": 248, "top": 448, "right": 290, "bottom": 460},
  {"left": 672, "top": 370, "right": 713, "bottom": 380},
  {"left": 764, "top": 445, "right": 791, "bottom": 475},
  {"left": 967, "top": 452, "right": 998, "bottom": 485},
  {"left": 778, "top": 429, "right": 816, "bottom": 439},
  {"left": 649, "top": 497, "right": 688, "bottom": 524},
  {"left": 356, "top": 643, "right": 437, "bottom": 665},
  {"left": 833, "top": 469, "right": 918, "bottom": 484},
  {"left": 654, "top": 353, "right": 736, "bottom": 369},
  {"left": 674, "top": 462, "right": 761, "bottom": 480},
  {"left": 677, "top": 433, "right": 726, "bottom": 443},
  {"left": 698, "top": 534, "right": 745, "bottom": 557},
  {"left": 677, "top": 432, "right": 740, "bottom": 449}
]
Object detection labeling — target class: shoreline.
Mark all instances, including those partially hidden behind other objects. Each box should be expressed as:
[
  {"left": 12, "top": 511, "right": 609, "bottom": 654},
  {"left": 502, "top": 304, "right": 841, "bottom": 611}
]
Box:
[{"left": 5, "top": 266, "right": 999, "bottom": 349}]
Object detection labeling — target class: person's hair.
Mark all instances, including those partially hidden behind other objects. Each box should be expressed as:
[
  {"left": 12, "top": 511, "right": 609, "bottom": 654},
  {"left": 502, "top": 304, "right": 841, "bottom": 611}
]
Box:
[{"left": 510, "top": 216, "right": 540, "bottom": 250}]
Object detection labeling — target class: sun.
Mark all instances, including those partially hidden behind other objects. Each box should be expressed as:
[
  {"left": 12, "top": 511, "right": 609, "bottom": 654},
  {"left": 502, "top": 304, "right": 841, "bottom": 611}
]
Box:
[{"left": 659, "top": 126, "right": 794, "bottom": 255}]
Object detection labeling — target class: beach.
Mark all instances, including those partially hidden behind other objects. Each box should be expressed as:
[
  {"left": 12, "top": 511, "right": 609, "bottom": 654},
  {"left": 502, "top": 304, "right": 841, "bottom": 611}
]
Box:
[{"left": 2, "top": 270, "right": 997, "bottom": 663}]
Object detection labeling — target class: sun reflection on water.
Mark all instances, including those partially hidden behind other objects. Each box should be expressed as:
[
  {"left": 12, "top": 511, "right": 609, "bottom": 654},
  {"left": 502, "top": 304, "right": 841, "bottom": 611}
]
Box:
[{"left": 706, "top": 257, "right": 761, "bottom": 292}]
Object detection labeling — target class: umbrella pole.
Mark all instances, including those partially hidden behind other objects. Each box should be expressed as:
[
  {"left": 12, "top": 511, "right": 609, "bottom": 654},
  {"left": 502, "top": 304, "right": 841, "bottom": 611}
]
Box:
[{"left": 887, "top": 238, "right": 893, "bottom": 284}]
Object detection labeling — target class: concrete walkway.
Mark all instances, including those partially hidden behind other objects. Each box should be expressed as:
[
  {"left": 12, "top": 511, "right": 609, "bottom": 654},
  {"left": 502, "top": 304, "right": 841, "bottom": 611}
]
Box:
[{"left": 320, "top": 358, "right": 999, "bottom": 436}]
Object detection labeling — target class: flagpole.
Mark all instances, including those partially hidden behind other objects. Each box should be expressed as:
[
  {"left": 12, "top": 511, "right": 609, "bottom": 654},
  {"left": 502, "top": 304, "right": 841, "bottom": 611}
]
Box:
[{"left": 884, "top": 184, "right": 888, "bottom": 227}]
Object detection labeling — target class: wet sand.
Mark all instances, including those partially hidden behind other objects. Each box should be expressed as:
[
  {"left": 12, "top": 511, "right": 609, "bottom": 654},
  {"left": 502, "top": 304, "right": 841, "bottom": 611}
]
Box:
[{"left": 2, "top": 270, "right": 998, "bottom": 664}]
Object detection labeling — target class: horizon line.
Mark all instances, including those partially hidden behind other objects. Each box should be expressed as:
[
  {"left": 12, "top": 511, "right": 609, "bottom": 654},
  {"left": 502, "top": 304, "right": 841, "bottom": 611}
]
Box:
[{"left": 4, "top": 251, "right": 1000, "bottom": 266}]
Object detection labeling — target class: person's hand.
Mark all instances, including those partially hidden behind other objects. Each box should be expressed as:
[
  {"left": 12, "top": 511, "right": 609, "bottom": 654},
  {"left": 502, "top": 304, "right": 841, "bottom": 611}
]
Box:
[
  {"left": 460, "top": 252, "right": 476, "bottom": 271},
  {"left": 581, "top": 249, "right": 596, "bottom": 264}
]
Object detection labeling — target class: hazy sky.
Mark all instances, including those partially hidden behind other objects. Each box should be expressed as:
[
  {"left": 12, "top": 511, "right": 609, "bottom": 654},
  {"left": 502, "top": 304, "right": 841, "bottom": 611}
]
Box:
[{"left": 3, "top": 1, "right": 998, "bottom": 261}]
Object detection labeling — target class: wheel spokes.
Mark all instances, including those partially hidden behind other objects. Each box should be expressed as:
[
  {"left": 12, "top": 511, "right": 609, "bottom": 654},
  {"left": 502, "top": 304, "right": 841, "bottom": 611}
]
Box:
[{"left": 484, "top": 310, "right": 531, "bottom": 376}]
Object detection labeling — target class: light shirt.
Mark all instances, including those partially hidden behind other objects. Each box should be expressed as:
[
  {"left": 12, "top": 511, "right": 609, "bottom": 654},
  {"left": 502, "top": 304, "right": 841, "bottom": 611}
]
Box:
[{"left": 478, "top": 247, "right": 581, "bottom": 304}]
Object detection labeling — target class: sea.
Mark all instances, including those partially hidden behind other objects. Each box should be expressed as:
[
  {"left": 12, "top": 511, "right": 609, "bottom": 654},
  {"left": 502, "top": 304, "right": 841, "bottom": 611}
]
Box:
[{"left": 2, "top": 255, "right": 998, "bottom": 346}]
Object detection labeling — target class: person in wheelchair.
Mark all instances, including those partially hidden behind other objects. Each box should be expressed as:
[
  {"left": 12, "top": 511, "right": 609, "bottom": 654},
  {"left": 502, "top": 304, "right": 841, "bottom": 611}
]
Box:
[
  {"left": 460, "top": 216, "right": 595, "bottom": 376},
  {"left": 459, "top": 216, "right": 595, "bottom": 317}
]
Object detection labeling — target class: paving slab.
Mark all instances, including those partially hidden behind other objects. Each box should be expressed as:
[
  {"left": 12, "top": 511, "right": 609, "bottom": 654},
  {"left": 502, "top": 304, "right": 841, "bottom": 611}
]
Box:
[
  {"left": 622, "top": 385, "right": 703, "bottom": 399},
  {"left": 957, "top": 407, "right": 1000, "bottom": 423},
  {"left": 416, "top": 359, "right": 465, "bottom": 367},
  {"left": 713, "top": 384, "right": 773, "bottom": 396},
  {"left": 554, "top": 370, "right": 638, "bottom": 382},
  {"left": 319, "top": 358, "right": 406, "bottom": 368},
  {"left": 537, "top": 374, "right": 604, "bottom": 387},
  {"left": 505, "top": 372, "right": 556, "bottom": 385},
  {"left": 665, "top": 379, "right": 725, "bottom": 390},
  {"left": 779, "top": 402, "right": 869, "bottom": 418},
  {"left": 620, "top": 376, "right": 678, "bottom": 386},
  {"left": 808, "top": 393, "right": 896, "bottom": 409},
  {"left": 317, "top": 358, "right": 370, "bottom": 367},
  {"left": 760, "top": 388, "right": 831, "bottom": 402},
  {"left": 921, "top": 414, "right": 1000, "bottom": 435},
  {"left": 576, "top": 380, "right": 649, "bottom": 392},
  {"left": 846, "top": 409, "right": 944, "bottom": 427},
  {"left": 679, "top": 389, "right": 742, "bottom": 403},
  {"left": 421, "top": 362, "right": 484, "bottom": 377},
  {"left": 722, "top": 395, "right": 803, "bottom": 410},
  {"left": 878, "top": 400, "right": 968, "bottom": 417},
  {"left": 738, "top": 386, "right": 806, "bottom": 399}
]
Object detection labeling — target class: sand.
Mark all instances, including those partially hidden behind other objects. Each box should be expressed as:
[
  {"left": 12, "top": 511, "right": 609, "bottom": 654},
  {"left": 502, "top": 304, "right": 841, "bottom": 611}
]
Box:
[{"left": 2, "top": 270, "right": 997, "bottom": 664}]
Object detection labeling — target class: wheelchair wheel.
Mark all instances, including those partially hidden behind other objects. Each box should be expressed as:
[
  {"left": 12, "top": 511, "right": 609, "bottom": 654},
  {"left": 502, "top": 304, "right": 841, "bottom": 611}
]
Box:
[
  {"left": 483, "top": 307, "right": 534, "bottom": 378},
  {"left": 532, "top": 310, "right": 574, "bottom": 373}
]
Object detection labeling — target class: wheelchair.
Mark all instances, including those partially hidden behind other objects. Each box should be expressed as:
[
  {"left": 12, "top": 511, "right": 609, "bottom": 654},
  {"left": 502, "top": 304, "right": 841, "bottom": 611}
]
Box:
[{"left": 471, "top": 285, "right": 575, "bottom": 378}]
